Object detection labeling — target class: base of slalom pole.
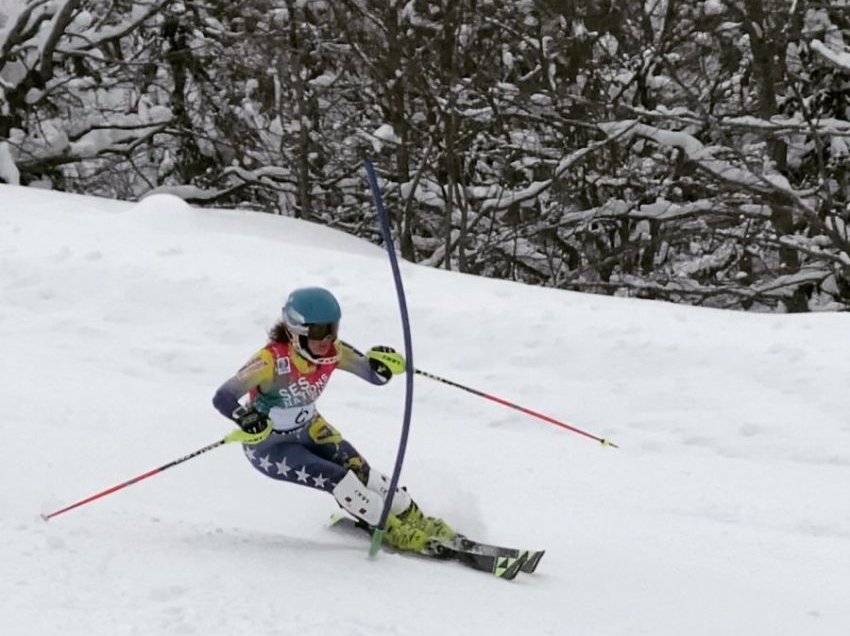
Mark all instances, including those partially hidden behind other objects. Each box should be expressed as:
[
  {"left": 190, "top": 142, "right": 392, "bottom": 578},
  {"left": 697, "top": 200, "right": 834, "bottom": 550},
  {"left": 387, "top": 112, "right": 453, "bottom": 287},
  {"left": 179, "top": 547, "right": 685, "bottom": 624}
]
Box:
[{"left": 368, "top": 528, "right": 385, "bottom": 558}]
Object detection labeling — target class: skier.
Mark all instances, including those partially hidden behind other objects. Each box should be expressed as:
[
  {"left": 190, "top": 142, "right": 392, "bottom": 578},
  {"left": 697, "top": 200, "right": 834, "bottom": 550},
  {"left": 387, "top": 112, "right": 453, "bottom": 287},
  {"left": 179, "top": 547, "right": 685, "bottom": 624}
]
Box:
[{"left": 212, "top": 286, "right": 454, "bottom": 552}]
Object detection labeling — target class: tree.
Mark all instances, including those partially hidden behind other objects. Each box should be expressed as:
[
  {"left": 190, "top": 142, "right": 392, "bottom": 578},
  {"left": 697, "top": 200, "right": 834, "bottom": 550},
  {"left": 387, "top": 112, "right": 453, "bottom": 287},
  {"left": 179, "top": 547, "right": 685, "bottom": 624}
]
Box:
[
  {"left": 2, "top": 0, "right": 848, "bottom": 311},
  {"left": 0, "top": 0, "right": 174, "bottom": 192}
]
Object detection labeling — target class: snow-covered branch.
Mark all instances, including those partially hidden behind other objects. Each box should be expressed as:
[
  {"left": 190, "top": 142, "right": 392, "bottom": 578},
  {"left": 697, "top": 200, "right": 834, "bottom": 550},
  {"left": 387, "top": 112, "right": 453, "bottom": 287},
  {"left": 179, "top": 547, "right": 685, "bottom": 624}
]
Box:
[
  {"left": 477, "top": 133, "right": 626, "bottom": 214},
  {"left": 810, "top": 39, "right": 850, "bottom": 73}
]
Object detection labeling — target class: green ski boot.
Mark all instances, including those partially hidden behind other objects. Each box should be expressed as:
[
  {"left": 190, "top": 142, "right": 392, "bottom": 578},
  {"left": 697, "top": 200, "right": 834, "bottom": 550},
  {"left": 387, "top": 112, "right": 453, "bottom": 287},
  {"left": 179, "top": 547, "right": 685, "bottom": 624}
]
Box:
[
  {"left": 384, "top": 514, "right": 431, "bottom": 552},
  {"left": 399, "top": 501, "right": 457, "bottom": 542}
]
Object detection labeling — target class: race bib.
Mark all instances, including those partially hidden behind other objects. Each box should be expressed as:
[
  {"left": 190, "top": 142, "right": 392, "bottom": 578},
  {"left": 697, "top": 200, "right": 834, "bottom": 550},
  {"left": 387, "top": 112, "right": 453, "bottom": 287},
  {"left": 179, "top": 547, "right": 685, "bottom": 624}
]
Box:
[{"left": 268, "top": 404, "right": 316, "bottom": 432}]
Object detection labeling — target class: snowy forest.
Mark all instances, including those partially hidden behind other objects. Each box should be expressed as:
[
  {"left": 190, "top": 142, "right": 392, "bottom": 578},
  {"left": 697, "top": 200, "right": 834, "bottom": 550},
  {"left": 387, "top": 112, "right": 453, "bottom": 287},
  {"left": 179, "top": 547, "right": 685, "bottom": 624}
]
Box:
[{"left": 1, "top": 0, "right": 849, "bottom": 312}]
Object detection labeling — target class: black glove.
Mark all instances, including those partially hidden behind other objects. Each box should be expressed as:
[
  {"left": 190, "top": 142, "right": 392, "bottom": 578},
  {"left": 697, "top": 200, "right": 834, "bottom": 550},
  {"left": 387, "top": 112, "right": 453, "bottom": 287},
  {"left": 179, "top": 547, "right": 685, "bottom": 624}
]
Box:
[{"left": 232, "top": 405, "right": 270, "bottom": 434}]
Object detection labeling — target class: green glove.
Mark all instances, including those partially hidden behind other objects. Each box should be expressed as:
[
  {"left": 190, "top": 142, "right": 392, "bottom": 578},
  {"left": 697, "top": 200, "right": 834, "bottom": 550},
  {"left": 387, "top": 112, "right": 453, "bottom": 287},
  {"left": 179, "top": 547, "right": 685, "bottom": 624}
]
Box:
[
  {"left": 225, "top": 425, "right": 272, "bottom": 445},
  {"left": 366, "top": 346, "right": 406, "bottom": 381}
]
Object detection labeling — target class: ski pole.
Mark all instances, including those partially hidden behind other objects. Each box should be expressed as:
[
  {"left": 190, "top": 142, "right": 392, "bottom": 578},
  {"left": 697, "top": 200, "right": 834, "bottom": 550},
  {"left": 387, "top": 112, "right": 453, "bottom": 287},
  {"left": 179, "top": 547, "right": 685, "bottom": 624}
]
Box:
[
  {"left": 41, "top": 427, "right": 265, "bottom": 521},
  {"left": 414, "top": 368, "right": 618, "bottom": 448}
]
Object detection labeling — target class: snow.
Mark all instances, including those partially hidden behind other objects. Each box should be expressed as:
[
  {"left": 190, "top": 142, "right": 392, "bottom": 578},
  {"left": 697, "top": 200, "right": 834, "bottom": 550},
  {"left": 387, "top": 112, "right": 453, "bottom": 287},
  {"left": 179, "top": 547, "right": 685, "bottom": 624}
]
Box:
[
  {"left": 370, "top": 124, "right": 401, "bottom": 152},
  {"left": 703, "top": 0, "right": 726, "bottom": 16},
  {"left": 1, "top": 184, "right": 849, "bottom": 635}
]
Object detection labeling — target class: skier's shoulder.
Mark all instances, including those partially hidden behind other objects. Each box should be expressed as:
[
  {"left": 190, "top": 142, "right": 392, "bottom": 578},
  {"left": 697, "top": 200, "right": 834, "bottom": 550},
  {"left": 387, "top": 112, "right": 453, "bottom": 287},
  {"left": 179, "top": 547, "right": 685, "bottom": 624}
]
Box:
[
  {"left": 264, "top": 339, "right": 291, "bottom": 360},
  {"left": 258, "top": 340, "right": 300, "bottom": 377},
  {"left": 235, "top": 344, "right": 278, "bottom": 382}
]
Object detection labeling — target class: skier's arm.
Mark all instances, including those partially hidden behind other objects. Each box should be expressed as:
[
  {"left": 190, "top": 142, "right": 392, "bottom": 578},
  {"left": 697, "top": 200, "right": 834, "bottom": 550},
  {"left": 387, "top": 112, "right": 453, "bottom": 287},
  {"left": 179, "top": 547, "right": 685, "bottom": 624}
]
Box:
[
  {"left": 212, "top": 348, "right": 275, "bottom": 419},
  {"left": 337, "top": 341, "right": 405, "bottom": 385}
]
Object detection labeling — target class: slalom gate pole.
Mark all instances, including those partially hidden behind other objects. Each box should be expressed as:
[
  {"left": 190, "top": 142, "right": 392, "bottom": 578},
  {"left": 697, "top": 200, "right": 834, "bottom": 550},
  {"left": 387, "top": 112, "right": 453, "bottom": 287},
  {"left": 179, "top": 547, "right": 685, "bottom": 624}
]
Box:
[
  {"left": 415, "top": 368, "right": 619, "bottom": 448},
  {"left": 41, "top": 428, "right": 252, "bottom": 521},
  {"left": 364, "top": 158, "right": 416, "bottom": 558}
]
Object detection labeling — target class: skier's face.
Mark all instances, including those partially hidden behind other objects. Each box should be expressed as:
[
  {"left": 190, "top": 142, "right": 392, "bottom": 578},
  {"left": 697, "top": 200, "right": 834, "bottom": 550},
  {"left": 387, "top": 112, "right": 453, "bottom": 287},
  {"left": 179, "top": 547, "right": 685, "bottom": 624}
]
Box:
[
  {"left": 307, "top": 336, "right": 333, "bottom": 357},
  {"left": 305, "top": 321, "right": 337, "bottom": 357}
]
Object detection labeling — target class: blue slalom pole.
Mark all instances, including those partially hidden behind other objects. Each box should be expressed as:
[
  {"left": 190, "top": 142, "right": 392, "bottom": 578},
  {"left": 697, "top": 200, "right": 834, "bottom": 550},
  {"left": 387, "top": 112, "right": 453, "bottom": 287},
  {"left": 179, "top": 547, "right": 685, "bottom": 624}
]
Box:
[{"left": 363, "top": 158, "right": 416, "bottom": 558}]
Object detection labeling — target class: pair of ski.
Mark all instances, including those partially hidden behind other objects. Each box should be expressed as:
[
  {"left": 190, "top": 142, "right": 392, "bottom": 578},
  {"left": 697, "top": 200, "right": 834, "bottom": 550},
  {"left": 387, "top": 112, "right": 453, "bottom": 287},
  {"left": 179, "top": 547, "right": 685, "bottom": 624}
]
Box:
[{"left": 329, "top": 515, "right": 544, "bottom": 581}]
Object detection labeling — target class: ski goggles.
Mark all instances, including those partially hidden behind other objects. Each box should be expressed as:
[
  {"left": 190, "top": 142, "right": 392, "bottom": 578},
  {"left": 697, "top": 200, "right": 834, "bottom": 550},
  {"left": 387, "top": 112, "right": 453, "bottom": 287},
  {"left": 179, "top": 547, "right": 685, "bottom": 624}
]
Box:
[{"left": 305, "top": 321, "right": 339, "bottom": 341}]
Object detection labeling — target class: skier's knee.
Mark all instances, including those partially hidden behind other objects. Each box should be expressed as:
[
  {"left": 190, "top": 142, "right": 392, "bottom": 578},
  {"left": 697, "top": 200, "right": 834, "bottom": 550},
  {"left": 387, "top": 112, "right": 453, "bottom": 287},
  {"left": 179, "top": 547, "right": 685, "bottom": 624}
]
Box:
[{"left": 331, "top": 470, "right": 383, "bottom": 525}]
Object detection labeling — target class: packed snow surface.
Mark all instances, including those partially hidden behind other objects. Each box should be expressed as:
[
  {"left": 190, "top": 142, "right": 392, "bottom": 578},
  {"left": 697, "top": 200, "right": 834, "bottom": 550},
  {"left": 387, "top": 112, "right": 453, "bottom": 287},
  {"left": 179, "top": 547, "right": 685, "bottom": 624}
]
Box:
[{"left": 1, "top": 185, "right": 848, "bottom": 635}]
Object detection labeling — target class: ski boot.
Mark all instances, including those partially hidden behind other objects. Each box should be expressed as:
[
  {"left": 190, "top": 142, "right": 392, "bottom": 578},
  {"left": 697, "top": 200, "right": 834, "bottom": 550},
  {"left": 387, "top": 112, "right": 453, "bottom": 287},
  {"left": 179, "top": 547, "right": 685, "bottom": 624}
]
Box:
[
  {"left": 398, "top": 501, "right": 457, "bottom": 543},
  {"left": 384, "top": 514, "right": 431, "bottom": 552}
]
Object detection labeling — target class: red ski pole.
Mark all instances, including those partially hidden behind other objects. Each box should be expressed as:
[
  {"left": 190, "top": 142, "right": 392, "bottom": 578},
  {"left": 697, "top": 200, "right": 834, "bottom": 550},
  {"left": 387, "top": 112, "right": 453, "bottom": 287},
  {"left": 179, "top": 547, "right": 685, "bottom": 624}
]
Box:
[
  {"left": 42, "top": 427, "right": 265, "bottom": 521},
  {"left": 415, "top": 368, "right": 618, "bottom": 448}
]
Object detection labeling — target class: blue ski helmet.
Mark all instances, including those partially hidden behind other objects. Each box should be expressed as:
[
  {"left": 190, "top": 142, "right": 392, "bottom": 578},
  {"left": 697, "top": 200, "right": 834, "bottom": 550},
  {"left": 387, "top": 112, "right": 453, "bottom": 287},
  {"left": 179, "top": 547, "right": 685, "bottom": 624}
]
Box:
[{"left": 282, "top": 287, "right": 341, "bottom": 364}]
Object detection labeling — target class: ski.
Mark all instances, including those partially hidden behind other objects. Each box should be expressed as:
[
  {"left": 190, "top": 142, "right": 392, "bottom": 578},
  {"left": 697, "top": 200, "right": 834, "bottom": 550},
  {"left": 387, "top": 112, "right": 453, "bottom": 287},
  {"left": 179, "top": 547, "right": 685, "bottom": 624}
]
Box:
[
  {"left": 328, "top": 515, "right": 538, "bottom": 580},
  {"left": 423, "top": 536, "right": 529, "bottom": 580},
  {"left": 449, "top": 535, "right": 545, "bottom": 574}
]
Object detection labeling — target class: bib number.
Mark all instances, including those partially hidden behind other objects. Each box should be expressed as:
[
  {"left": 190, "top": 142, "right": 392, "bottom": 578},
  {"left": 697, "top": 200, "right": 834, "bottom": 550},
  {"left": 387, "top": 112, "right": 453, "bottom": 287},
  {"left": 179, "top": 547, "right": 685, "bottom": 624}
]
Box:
[{"left": 268, "top": 404, "right": 316, "bottom": 432}]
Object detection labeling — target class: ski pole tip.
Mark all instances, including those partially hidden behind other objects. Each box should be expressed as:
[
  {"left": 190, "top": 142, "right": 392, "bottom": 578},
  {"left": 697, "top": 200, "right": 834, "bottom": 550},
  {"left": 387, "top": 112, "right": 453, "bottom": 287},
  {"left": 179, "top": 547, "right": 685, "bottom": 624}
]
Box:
[{"left": 601, "top": 438, "right": 619, "bottom": 449}]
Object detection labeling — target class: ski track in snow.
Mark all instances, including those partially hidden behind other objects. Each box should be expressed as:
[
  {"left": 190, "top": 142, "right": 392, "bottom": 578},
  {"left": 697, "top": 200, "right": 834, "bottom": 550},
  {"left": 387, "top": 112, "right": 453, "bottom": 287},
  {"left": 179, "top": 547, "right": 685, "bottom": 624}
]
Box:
[{"left": 1, "top": 185, "right": 849, "bottom": 636}]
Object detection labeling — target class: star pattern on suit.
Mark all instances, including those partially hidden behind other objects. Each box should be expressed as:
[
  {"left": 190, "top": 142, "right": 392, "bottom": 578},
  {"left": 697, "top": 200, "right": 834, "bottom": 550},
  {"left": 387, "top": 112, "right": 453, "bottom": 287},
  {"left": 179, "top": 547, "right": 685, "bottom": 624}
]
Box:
[{"left": 243, "top": 447, "right": 332, "bottom": 491}]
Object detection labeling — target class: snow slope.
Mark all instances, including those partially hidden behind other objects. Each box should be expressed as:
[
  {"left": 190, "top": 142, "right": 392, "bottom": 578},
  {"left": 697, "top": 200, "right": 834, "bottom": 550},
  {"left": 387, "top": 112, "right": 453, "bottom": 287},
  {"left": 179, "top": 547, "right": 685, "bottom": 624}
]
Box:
[{"left": 1, "top": 184, "right": 848, "bottom": 636}]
